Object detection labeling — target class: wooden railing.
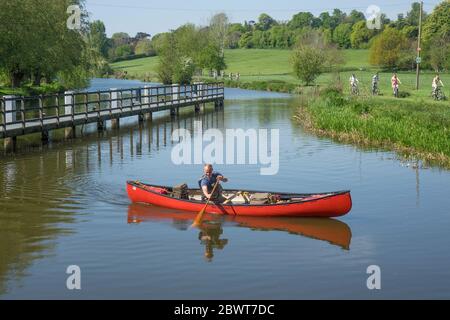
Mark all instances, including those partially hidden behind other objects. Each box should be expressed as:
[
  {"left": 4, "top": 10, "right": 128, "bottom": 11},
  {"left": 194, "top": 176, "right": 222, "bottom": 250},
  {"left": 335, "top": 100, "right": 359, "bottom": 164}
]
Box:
[{"left": 0, "top": 82, "right": 224, "bottom": 139}]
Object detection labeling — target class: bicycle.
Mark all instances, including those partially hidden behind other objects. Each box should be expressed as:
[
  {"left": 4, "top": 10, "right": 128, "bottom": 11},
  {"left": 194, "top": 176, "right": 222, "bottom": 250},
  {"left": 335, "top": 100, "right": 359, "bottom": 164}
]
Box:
[
  {"left": 351, "top": 83, "right": 359, "bottom": 96},
  {"left": 372, "top": 83, "right": 380, "bottom": 96},
  {"left": 432, "top": 87, "right": 446, "bottom": 101},
  {"left": 393, "top": 85, "right": 399, "bottom": 98}
]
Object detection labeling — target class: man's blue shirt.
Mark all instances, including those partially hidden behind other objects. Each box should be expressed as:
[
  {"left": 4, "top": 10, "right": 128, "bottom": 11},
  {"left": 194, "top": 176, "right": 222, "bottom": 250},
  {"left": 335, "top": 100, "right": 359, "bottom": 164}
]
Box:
[{"left": 199, "top": 172, "right": 222, "bottom": 192}]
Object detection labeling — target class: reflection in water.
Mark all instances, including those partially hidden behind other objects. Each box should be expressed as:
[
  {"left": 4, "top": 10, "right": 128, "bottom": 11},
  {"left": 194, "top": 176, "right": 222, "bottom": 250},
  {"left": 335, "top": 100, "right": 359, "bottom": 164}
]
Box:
[
  {"left": 199, "top": 222, "right": 229, "bottom": 262},
  {"left": 0, "top": 151, "right": 78, "bottom": 295},
  {"left": 0, "top": 107, "right": 225, "bottom": 294},
  {"left": 127, "top": 203, "right": 352, "bottom": 261}
]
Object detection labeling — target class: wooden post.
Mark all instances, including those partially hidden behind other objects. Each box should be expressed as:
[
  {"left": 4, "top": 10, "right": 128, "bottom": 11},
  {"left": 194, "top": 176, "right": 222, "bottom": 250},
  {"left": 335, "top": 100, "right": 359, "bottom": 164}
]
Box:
[
  {"left": 111, "top": 88, "right": 119, "bottom": 112},
  {"left": 111, "top": 118, "right": 120, "bottom": 129},
  {"left": 110, "top": 88, "right": 120, "bottom": 129},
  {"left": 64, "top": 91, "right": 75, "bottom": 139},
  {"left": 41, "top": 129, "right": 49, "bottom": 144},
  {"left": 55, "top": 96, "right": 60, "bottom": 126},
  {"left": 97, "top": 119, "right": 105, "bottom": 131},
  {"left": 415, "top": 1, "right": 423, "bottom": 90},
  {"left": 143, "top": 86, "right": 151, "bottom": 107},
  {"left": 4, "top": 137, "right": 17, "bottom": 152},
  {"left": 3, "top": 96, "right": 17, "bottom": 152},
  {"left": 4, "top": 95, "right": 17, "bottom": 124},
  {"left": 139, "top": 113, "right": 151, "bottom": 122},
  {"left": 172, "top": 84, "right": 179, "bottom": 102}
]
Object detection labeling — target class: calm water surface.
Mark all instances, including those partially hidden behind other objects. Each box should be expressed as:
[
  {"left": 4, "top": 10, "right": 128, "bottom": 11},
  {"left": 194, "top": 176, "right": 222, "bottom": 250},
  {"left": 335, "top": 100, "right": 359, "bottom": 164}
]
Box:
[{"left": 1, "top": 79, "right": 450, "bottom": 299}]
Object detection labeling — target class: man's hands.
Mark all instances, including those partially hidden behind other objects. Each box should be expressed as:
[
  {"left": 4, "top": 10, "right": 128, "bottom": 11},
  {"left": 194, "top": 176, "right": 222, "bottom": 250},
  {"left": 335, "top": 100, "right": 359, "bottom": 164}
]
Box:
[{"left": 217, "top": 175, "right": 228, "bottom": 183}]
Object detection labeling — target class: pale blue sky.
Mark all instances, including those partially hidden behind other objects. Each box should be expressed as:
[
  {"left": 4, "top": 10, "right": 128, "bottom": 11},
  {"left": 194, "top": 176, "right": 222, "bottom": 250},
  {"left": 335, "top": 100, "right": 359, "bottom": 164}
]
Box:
[{"left": 85, "top": 0, "right": 443, "bottom": 37}]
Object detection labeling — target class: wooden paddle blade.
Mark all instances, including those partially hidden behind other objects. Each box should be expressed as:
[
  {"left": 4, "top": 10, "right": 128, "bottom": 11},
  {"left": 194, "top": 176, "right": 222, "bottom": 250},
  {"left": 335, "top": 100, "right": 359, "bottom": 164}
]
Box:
[{"left": 192, "top": 208, "right": 206, "bottom": 227}]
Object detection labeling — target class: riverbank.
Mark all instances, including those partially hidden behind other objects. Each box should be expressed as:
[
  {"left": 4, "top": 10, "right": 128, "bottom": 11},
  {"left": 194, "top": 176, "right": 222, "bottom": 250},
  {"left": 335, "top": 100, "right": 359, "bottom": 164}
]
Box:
[
  {"left": 294, "top": 87, "right": 450, "bottom": 167},
  {"left": 0, "top": 83, "right": 67, "bottom": 97}
]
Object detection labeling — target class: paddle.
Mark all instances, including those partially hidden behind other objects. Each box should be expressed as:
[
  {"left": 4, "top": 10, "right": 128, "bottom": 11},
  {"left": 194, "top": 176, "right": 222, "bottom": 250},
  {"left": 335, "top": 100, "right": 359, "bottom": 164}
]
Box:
[{"left": 192, "top": 180, "right": 221, "bottom": 228}]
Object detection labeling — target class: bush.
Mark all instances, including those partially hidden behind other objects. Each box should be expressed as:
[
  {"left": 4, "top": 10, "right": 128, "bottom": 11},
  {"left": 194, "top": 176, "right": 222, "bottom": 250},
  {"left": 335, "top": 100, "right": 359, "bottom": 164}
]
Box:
[
  {"left": 369, "top": 27, "right": 411, "bottom": 69},
  {"left": 321, "top": 86, "right": 346, "bottom": 107}
]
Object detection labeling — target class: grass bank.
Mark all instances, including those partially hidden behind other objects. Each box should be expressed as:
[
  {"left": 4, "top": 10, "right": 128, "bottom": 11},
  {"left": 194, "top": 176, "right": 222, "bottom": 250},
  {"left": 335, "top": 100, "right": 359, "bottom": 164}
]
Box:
[
  {"left": 110, "top": 49, "right": 450, "bottom": 99},
  {"left": 294, "top": 87, "right": 450, "bottom": 167},
  {"left": 0, "top": 83, "right": 67, "bottom": 97}
]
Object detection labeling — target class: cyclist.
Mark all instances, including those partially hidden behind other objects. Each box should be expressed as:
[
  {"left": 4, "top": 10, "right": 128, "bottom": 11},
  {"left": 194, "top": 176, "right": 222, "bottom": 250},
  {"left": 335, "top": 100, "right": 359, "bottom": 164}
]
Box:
[
  {"left": 372, "top": 73, "right": 380, "bottom": 95},
  {"left": 391, "top": 73, "right": 401, "bottom": 97},
  {"left": 432, "top": 74, "right": 445, "bottom": 100},
  {"left": 349, "top": 74, "right": 359, "bottom": 95}
]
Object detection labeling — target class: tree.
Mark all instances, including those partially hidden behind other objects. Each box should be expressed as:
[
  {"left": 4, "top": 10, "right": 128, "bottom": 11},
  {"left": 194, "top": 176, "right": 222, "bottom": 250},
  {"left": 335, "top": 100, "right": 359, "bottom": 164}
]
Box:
[
  {"left": 135, "top": 39, "right": 155, "bottom": 55},
  {"left": 89, "top": 20, "right": 110, "bottom": 58},
  {"left": 289, "top": 12, "right": 314, "bottom": 29},
  {"left": 291, "top": 30, "right": 343, "bottom": 85},
  {"left": 347, "top": 10, "right": 366, "bottom": 25},
  {"left": 257, "top": 13, "right": 277, "bottom": 31},
  {"left": 0, "top": 0, "right": 88, "bottom": 87},
  {"left": 369, "top": 27, "right": 410, "bottom": 69},
  {"left": 333, "top": 23, "right": 352, "bottom": 48},
  {"left": 423, "top": 1, "right": 450, "bottom": 43},
  {"left": 319, "top": 12, "right": 334, "bottom": 29},
  {"left": 350, "top": 20, "right": 376, "bottom": 49},
  {"left": 226, "top": 23, "right": 245, "bottom": 48},
  {"left": 269, "top": 25, "right": 294, "bottom": 48},
  {"left": 115, "top": 45, "right": 133, "bottom": 57},
  {"left": 209, "top": 13, "right": 229, "bottom": 57},
  {"left": 428, "top": 35, "right": 450, "bottom": 71},
  {"left": 198, "top": 44, "right": 226, "bottom": 73},
  {"left": 239, "top": 32, "right": 254, "bottom": 48},
  {"left": 422, "top": 1, "right": 450, "bottom": 71},
  {"left": 292, "top": 46, "right": 325, "bottom": 85},
  {"left": 156, "top": 33, "right": 178, "bottom": 84},
  {"left": 406, "top": 2, "right": 427, "bottom": 26},
  {"left": 111, "top": 33, "right": 131, "bottom": 47},
  {"left": 332, "top": 9, "right": 347, "bottom": 27}
]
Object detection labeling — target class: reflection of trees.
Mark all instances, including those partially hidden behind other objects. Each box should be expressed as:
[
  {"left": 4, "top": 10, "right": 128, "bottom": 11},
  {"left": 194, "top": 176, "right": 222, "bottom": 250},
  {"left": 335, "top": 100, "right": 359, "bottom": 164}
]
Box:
[
  {"left": 0, "top": 151, "right": 77, "bottom": 296},
  {"left": 0, "top": 106, "right": 226, "bottom": 295}
]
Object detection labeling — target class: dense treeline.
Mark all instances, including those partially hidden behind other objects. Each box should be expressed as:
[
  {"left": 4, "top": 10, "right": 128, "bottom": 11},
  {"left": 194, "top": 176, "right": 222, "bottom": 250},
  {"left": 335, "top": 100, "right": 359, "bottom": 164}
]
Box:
[
  {"left": 2, "top": 1, "right": 448, "bottom": 90},
  {"left": 0, "top": 0, "right": 111, "bottom": 90},
  {"left": 222, "top": 1, "right": 449, "bottom": 71}
]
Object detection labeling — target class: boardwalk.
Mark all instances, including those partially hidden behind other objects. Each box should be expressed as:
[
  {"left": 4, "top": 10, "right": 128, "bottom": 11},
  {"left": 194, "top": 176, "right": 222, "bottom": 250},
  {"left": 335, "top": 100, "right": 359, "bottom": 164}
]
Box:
[{"left": 0, "top": 82, "right": 224, "bottom": 150}]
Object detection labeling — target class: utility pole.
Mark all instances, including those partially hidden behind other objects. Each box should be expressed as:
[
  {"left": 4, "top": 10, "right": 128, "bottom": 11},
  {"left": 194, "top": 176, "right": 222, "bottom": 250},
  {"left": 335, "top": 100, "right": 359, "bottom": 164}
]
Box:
[{"left": 416, "top": 1, "right": 423, "bottom": 90}]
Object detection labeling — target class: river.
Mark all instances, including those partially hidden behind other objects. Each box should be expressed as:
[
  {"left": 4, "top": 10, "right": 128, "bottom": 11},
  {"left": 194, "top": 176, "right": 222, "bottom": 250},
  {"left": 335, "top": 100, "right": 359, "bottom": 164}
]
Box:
[{"left": 1, "top": 78, "right": 449, "bottom": 299}]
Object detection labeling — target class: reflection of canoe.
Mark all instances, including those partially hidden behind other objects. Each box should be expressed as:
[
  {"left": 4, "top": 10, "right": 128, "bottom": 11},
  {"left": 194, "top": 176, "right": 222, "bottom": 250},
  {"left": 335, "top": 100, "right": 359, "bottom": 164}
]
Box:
[
  {"left": 127, "top": 204, "right": 352, "bottom": 250},
  {"left": 126, "top": 181, "right": 352, "bottom": 218}
]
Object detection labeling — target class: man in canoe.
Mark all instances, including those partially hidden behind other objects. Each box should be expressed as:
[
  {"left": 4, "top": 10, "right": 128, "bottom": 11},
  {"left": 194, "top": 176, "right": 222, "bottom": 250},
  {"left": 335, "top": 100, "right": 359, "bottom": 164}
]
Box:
[{"left": 199, "top": 164, "right": 229, "bottom": 203}]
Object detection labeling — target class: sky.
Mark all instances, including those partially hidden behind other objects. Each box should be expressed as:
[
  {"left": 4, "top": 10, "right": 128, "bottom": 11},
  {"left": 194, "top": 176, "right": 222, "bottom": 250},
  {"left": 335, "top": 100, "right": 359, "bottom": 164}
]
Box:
[{"left": 85, "top": 0, "right": 444, "bottom": 37}]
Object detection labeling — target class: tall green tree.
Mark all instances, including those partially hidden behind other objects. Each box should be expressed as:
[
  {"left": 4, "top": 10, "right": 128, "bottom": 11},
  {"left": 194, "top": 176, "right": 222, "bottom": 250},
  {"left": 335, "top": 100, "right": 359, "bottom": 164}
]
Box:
[
  {"left": 257, "top": 13, "right": 277, "bottom": 31},
  {"left": 369, "top": 27, "right": 410, "bottom": 69},
  {"left": 0, "top": 0, "right": 88, "bottom": 87},
  {"left": 333, "top": 23, "right": 352, "bottom": 48},
  {"left": 350, "top": 20, "right": 377, "bottom": 49},
  {"left": 423, "top": 1, "right": 450, "bottom": 71},
  {"left": 89, "top": 20, "right": 110, "bottom": 58},
  {"left": 406, "top": 2, "right": 427, "bottom": 26},
  {"left": 291, "top": 30, "right": 343, "bottom": 85},
  {"left": 289, "top": 12, "right": 314, "bottom": 29}
]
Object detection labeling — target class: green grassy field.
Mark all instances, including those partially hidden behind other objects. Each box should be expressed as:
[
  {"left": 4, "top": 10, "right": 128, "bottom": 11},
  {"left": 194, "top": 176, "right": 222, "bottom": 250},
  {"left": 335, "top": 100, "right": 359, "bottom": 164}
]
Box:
[{"left": 111, "top": 49, "right": 449, "bottom": 101}]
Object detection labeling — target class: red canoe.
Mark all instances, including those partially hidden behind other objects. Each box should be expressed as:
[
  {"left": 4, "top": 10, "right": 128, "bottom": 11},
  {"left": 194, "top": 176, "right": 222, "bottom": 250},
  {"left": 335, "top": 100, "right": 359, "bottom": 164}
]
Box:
[{"left": 126, "top": 181, "right": 352, "bottom": 218}]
